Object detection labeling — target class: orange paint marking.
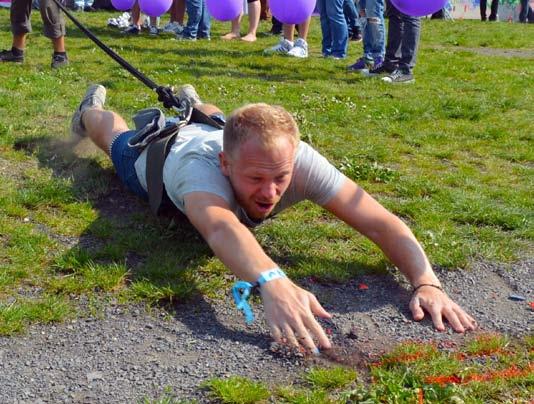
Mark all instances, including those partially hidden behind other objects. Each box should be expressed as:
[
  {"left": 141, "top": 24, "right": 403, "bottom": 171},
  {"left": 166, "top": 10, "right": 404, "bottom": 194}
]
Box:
[{"left": 425, "top": 363, "right": 534, "bottom": 386}]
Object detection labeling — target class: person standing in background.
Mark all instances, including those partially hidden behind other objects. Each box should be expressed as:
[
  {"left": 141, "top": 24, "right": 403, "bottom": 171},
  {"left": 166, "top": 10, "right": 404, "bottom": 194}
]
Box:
[
  {"left": 221, "top": 0, "right": 260, "bottom": 42},
  {"left": 365, "top": 0, "right": 420, "bottom": 83},
  {"left": 0, "top": 0, "right": 69, "bottom": 68},
  {"left": 479, "top": 0, "right": 498, "bottom": 21},
  {"left": 317, "top": 0, "right": 349, "bottom": 59}
]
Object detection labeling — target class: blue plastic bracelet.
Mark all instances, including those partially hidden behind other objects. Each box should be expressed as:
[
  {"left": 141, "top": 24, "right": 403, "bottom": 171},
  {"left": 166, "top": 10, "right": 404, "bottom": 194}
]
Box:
[
  {"left": 257, "top": 268, "right": 287, "bottom": 286},
  {"left": 232, "top": 268, "right": 286, "bottom": 325}
]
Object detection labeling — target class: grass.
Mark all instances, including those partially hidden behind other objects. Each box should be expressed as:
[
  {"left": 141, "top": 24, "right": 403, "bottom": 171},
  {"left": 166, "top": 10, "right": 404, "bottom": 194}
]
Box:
[
  {"left": 205, "top": 335, "right": 533, "bottom": 403},
  {"left": 0, "top": 8, "right": 532, "bottom": 399}
]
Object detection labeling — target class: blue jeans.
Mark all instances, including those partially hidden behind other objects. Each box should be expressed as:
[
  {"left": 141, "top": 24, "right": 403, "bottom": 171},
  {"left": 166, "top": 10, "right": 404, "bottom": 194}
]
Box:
[
  {"left": 344, "top": 0, "right": 361, "bottom": 35},
  {"left": 183, "top": 0, "right": 210, "bottom": 39},
  {"left": 317, "top": 0, "right": 349, "bottom": 58},
  {"left": 385, "top": 4, "right": 420, "bottom": 72},
  {"left": 110, "top": 131, "right": 148, "bottom": 200},
  {"left": 360, "top": 0, "right": 385, "bottom": 60}
]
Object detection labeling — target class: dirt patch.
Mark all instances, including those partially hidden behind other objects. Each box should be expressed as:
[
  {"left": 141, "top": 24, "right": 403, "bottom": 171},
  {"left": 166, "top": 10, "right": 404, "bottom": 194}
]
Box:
[{"left": 0, "top": 259, "right": 531, "bottom": 403}]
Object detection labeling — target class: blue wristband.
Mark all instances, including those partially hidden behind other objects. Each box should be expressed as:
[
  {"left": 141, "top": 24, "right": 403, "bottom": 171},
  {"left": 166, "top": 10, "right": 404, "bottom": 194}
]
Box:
[{"left": 257, "top": 268, "right": 286, "bottom": 286}]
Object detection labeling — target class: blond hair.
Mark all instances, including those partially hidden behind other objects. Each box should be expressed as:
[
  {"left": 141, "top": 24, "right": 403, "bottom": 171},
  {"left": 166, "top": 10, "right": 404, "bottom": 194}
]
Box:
[{"left": 223, "top": 103, "right": 300, "bottom": 157}]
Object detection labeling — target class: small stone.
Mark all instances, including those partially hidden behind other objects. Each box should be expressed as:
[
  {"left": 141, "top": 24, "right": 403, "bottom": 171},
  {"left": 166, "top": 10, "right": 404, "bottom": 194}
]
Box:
[
  {"left": 86, "top": 371, "right": 104, "bottom": 383},
  {"left": 508, "top": 294, "right": 526, "bottom": 301}
]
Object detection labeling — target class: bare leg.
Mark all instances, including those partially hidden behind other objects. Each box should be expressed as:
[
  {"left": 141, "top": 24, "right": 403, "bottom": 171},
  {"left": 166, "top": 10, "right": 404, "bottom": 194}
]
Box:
[
  {"left": 175, "top": 0, "right": 185, "bottom": 24},
  {"left": 82, "top": 108, "right": 130, "bottom": 155},
  {"left": 297, "top": 17, "right": 311, "bottom": 41},
  {"left": 222, "top": 14, "right": 242, "bottom": 39},
  {"left": 51, "top": 36, "right": 65, "bottom": 53},
  {"left": 196, "top": 103, "right": 223, "bottom": 116},
  {"left": 13, "top": 33, "right": 26, "bottom": 50},
  {"left": 131, "top": 1, "right": 142, "bottom": 27},
  {"left": 283, "top": 24, "right": 295, "bottom": 41},
  {"left": 242, "top": 1, "right": 260, "bottom": 42}
]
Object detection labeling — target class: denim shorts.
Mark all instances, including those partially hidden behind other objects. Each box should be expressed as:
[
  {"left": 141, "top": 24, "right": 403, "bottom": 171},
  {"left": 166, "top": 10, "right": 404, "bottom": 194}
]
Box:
[{"left": 110, "top": 131, "right": 149, "bottom": 200}]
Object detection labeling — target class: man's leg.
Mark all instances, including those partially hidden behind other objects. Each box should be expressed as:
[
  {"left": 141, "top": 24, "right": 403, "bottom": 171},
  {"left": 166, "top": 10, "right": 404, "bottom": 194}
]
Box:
[
  {"left": 398, "top": 12, "right": 420, "bottom": 73},
  {"left": 326, "top": 0, "right": 348, "bottom": 58},
  {"left": 40, "top": 0, "right": 68, "bottom": 67},
  {"left": 317, "top": 0, "right": 332, "bottom": 56},
  {"left": 0, "top": 0, "right": 31, "bottom": 63},
  {"left": 83, "top": 109, "right": 130, "bottom": 155},
  {"left": 71, "top": 85, "right": 128, "bottom": 155},
  {"left": 384, "top": 4, "right": 401, "bottom": 70},
  {"left": 182, "top": 0, "right": 202, "bottom": 39},
  {"left": 363, "top": 0, "right": 385, "bottom": 63}
]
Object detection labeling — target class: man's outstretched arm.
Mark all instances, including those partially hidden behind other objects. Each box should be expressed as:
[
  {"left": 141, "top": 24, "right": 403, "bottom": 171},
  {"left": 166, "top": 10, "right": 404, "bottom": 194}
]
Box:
[
  {"left": 323, "top": 179, "right": 477, "bottom": 333},
  {"left": 184, "top": 191, "right": 332, "bottom": 351}
]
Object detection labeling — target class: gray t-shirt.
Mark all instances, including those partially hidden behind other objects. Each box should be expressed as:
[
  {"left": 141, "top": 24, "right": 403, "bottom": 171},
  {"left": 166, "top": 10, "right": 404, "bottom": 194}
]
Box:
[{"left": 134, "top": 123, "right": 346, "bottom": 226}]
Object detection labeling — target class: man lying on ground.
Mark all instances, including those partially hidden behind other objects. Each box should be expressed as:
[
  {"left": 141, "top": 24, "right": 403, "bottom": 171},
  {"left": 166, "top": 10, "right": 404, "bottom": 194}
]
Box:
[{"left": 71, "top": 84, "right": 477, "bottom": 353}]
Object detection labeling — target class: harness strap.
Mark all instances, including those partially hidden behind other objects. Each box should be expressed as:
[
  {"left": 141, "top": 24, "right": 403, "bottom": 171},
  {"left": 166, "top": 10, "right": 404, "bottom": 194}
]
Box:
[
  {"left": 146, "top": 129, "right": 179, "bottom": 215},
  {"left": 144, "top": 107, "right": 224, "bottom": 216},
  {"left": 190, "top": 107, "right": 225, "bottom": 130}
]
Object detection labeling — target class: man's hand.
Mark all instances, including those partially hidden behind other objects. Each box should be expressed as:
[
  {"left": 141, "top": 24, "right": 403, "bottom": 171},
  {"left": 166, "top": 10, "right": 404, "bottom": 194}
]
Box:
[
  {"left": 409, "top": 285, "right": 477, "bottom": 333},
  {"left": 260, "top": 278, "right": 332, "bottom": 353}
]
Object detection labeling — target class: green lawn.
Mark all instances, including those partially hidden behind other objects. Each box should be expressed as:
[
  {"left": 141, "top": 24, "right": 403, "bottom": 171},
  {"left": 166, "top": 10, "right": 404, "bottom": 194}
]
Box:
[{"left": 0, "top": 10, "right": 533, "bottom": 400}]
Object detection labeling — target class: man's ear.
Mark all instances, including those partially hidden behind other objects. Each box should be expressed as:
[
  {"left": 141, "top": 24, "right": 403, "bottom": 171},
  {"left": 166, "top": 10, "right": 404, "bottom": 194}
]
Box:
[{"left": 219, "top": 151, "right": 230, "bottom": 177}]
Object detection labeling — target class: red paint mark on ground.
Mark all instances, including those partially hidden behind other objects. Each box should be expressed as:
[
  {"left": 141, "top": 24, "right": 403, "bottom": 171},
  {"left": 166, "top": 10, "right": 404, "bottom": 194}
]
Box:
[
  {"left": 425, "top": 363, "right": 534, "bottom": 386},
  {"left": 417, "top": 388, "right": 424, "bottom": 404},
  {"left": 529, "top": 301, "right": 534, "bottom": 310},
  {"left": 358, "top": 283, "right": 369, "bottom": 290}
]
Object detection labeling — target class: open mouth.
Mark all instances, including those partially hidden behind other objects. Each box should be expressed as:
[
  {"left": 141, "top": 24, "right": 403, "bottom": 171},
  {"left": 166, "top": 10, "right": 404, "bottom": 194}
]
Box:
[{"left": 256, "top": 201, "right": 274, "bottom": 212}]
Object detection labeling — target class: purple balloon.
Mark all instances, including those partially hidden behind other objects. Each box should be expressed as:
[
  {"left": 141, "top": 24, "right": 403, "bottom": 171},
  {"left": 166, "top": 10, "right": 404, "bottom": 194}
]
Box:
[
  {"left": 111, "top": 0, "right": 135, "bottom": 11},
  {"left": 139, "top": 0, "right": 172, "bottom": 17},
  {"left": 206, "top": 0, "right": 242, "bottom": 21},
  {"left": 390, "top": 0, "right": 447, "bottom": 17},
  {"left": 270, "top": 0, "right": 316, "bottom": 25}
]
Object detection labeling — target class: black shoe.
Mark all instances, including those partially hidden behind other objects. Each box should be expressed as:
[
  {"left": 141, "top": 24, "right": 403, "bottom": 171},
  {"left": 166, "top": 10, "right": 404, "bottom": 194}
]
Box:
[
  {"left": 122, "top": 25, "right": 140, "bottom": 35},
  {"left": 366, "top": 63, "right": 394, "bottom": 76},
  {"left": 351, "top": 29, "right": 362, "bottom": 42},
  {"left": 382, "top": 69, "right": 414, "bottom": 84},
  {"left": 0, "top": 48, "right": 24, "bottom": 63},
  {"left": 488, "top": 14, "right": 497, "bottom": 21},
  {"left": 51, "top": 53, "right": 68, "bottom": 69},
  {"left": 84, "top": 6, "right": 96, "bottom": 12}
]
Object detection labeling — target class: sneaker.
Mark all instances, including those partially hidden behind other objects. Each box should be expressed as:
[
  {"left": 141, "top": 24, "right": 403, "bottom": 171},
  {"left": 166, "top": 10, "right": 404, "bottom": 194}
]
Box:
[
  {"left": 263, "top": 38, "right": 293, "bottom": 55},
  {"left": 162, "top": 21, "right": 184, "bottom": 34},
  {"left": 71, "top": 85, "right": 107, "bottom": 140},
  {"left": 347, "top": 57, "right": 372, "bottom": 72},
  {"left": 177, "top": 84, "right": 202, "bottom": 107},
  {"left": 0, "top": 48, "right": 24, "bottom": 63},
  {"left": 287, "top": 38, "right": 308, "bottom": 58},
  {"left": 122, "top": 25, "right": 140, "bottom": 35},
  {"left": 149, "top": 26, "right": 159, "bottom": 36},
  {"left": 176, "top": 34, "right": 197, "bottom": 41},
  {"left": 51, "top": 53, "right": 68, "bottom": 69},
  {"left": 365, "top": 62, "right": 394, "bottom": 77},
  {"left": 382, "top": 69, "right": 415, "bottom": 84}
]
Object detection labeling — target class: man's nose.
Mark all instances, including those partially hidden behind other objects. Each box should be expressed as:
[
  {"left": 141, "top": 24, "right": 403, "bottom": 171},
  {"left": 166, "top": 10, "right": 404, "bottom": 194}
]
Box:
[{"left": 260, "top": 181, "right": 277, "bottom": 199}]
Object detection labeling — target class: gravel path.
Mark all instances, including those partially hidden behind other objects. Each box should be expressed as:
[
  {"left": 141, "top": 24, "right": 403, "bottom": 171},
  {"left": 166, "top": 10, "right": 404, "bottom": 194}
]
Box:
[{"left": 1, "top": 260, "right": 532, "bottom": 403}]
